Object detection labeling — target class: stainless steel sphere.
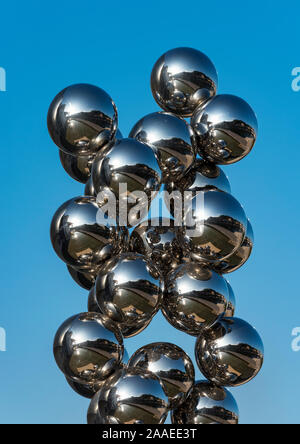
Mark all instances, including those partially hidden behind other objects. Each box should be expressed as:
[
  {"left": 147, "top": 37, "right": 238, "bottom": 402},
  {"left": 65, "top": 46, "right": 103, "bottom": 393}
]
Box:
[
  {"left": 151, "top": 47, "right": 218, "bottom": 117},
  {"left": 212, "top": 219, "right": 254, "bottom": 274},
  {"left": 94, "top": 253, "right": 162, "bottom": 338},
  {"left": 67, "top": 265, "right": 98, "bottom": 290},
  {"left": 50, "top": 196, "right": 128, "bottom": 270},
  {"left": 128, "top": 342, "right": 195, "bottom": 408},
  {"left": 191, "top": 94, "right": 258, "bottom": 164},
  {"left": 53, "top": 312, "right": 124, "bottom": 385},
  {"left": 130, "top": 218, "right": 183, "bottom": 276},
  {"left": 162, "top": 263, "right": 229, "bottom": 336},
  {"left": 88, "top": 368, "right": 169, "bottom": 424},
  {"left": 84, "top": 177, "right": 97, "bottom": 197},
  {"left": 66, "top": 377, "right": 103, "bottom": 399},
  {"left": 224, "top": 281, "right": 236, "bottom": 318},
  {"left": 180, "top": 189, "right": 247, "bottom": 262},
  {"left": 195, "top": 317, "right": 264, "bottom": 387},
  {"left": 47, "top": 83, "right": 118, "bottom": 157},
  {"left": 129, "top": 112, "right": 195, "bottom": 180},
  {"left": 59, "top": 151, "right": 94, "bottom": 183},
  {"left": 171, "top": 380, "right": 239, "bottom": 424}
]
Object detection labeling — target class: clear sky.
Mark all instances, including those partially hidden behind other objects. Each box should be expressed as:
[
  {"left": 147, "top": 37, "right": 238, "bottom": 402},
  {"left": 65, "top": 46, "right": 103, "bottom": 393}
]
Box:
[{"left": 0, "top": 0, "right": 300, "bottom": 424}]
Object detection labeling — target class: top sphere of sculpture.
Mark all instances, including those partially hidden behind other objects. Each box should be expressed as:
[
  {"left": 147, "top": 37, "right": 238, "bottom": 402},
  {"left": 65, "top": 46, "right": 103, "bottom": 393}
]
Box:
[
  {"left": 47, "top": 83, "right": 118, "bottom": 157},
  {"left": 129, "top": 111, "right": 195, "bottom": 180},
  {"left": 53, "top": 312, "right": 124, "bottom": 385},
  {"left": 191, "top": 94, "right": 258, "bottom": 164},
  {"left": 128, "top": 342, "right": 195, "bottom": 408},
  {"left": 151, "top": 47, "right": 218, "bottom": 117}
]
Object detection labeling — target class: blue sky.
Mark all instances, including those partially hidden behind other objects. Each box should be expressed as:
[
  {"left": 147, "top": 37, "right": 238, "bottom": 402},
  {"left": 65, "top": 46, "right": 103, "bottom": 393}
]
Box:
[{"left": 0, "top": 0, "right": 300, "bottom": 424}]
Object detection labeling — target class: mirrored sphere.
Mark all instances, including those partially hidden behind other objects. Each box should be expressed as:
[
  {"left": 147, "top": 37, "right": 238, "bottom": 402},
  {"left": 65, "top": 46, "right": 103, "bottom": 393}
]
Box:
[
  {"left": 47, "top": 83, "right": 118, "bottom": 157},
  {"left": 53, "top": 312, "right": 124, "bottom": 385},
  {"left": 67, "top": 265, "right": 98, "bottom": 290},
  {"left": 129, "top": 112, "right": 195, "bottom": 180},
  {"left": 84, "top": 177, "right": 97, "bottom": 197},
  {"left": 128, "top": 342, "right": 195, "bottom": 408},
  {"left": 224, "top": 281, "right": 236, "bottom": 318},
  {"left": 59, "top": 151, "right": 94, "bottom": 183},
  {"left": 89, "top": 368, "right": 169, "bottom": 424},
  {"left": 195, "top": 317, "right": 264, "bottom": 387},
  {"left": 130, "top": 218, "right": 183, "bottom": 276},
  {"left": 179, "top": 190, "right": 247, "bottom": 262},
  {"left": 212, "top": 219, "right": 254, "bottom": 274},
  {"left": 151, "top": 47, "right": 218, "bottom": 117},
  {"left": 50, "top": 196, "right": 128, "bottom": 270},
  {"left": 92, "top": 137, "right": 161, "bottom": 199},
  {"left": 66, "top": 377, "right": 104, "bottom": 399},
  {"left": 171, "top": 380, "right": 239, "bottom": 424},
  {"left": 94, "top": 253, "right": 162, "bottom": 338},
  {"left": 162, "top": 263, "right": 229, "bottom": 336},
  {"left": 191, "top": 94, "right": 258, "bottom": 164}
]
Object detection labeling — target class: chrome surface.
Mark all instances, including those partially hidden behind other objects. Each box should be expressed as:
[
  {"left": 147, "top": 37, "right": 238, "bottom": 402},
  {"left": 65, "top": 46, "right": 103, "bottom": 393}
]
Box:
[
  {"left": 59, "top": 151, "right": 94, "bottom": 183},
  {"left": 191, "top": 94, "right": 258, "bottom": 164},
  {"left": 53, "top": 312, "right": 124, "bottom": 384},
  {"left": 195, "top": 317, "right": 264, "bottom": 387},
  {"left": 151, "top": 47, "right": 218, "bottom": 117},
  {"left": 128, "top": 342, "right": 195, "bottom": 408},
  {"left": 67, "top": 265, "right": 97, "bottom": 290},
  {"left": 48, "top": 83, "right": 118, "bottom": 157},
  {"left": 224, "top": 281, "right": 236, "bottom": 318},
  {"left": 162, "top": 263, "right": 229, "bottom": 336}
]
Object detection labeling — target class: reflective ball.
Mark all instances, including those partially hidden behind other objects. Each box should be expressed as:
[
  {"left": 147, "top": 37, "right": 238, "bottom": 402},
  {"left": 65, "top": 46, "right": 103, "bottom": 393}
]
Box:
[
  {"left": 94, "top": 253, "right": 162, "bottom": 338},
  {"left": 151, "top": 47, "right": 218, "bottom": 117},
  {"left": 65, "top": 377, "right": 103, "bottom": 399},
  {"left": 129, "top": 112, "right": 195, "bottom": 180},
  {"left": 212, "top": 219, "right": 254, "bottom": 274},
  {"left": 130, "top": 218, "right": 183, "bottom": 276},
  {"left": 53, "top": 312, "right": 124, "bottom": 385},
  {"left": 191, "top": 94, "right": 258, "bottom": 164},
  {"left": 195, "top": 317, "right": 264, "bottom": 387},
  {"left": 59, "top": 151, "right": 94, "bottom": 183},
  {"left": 128, "top": 342, "right": 195, "bottom": 408},
  {"left": 84, "top": 177, "right": 96, "bottom": 197},
  {"left": 67, "top": 265, "right": 97, "bottom": 290},
  {"left": 224, "top": 281, "right": 236, "bottom": 318},
  {"left": 88, "top": 368, "right": 169, "bottom": 424},
  {"left": 180, "top": 190, "right": 247, "bottom": 262},
  {"left": 47, "top": 83, "right": 117, "bottom": 157},
  {"left": 162, "top": 263, "right": 229, "bottom": 336},
  {"left": 50, "top": 196, "right": 128, "bottom": 270},
  {"left": 92, "top": 138, "right": 162, "bottom": 226},
  {"left": 171, "top": 380, "right": 239, "bottom": 424}
]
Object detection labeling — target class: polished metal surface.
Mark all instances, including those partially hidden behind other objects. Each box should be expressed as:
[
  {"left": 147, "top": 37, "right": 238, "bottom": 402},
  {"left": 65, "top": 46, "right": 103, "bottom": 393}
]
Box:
[
  {"left": 59, "top": 151, "right": 94, "bottom": 183},
  {"left": 130, "top": 218, "right": 183, "bottom": 276},
  {"left": 94, "top": 253, "right": 162, "bottom": 338},
  {"left": 195, "top": 317, "right": 264, "bottom": 387},
  {"left": 129, "top": 112, "right": 195, "bottom": 180},
  {"left": 151, "top": 47, "right": 218, "bottom": 117},
  {"left": 128, "top": 342, "right": 195, "bottom": 408},
  {"left": 191, "top": 94, "right": 258, "bottom": 164},
  {"left": 84, "top": 177, "right": 97, "bottom": 197},
  {"left": 88, "top": 368, "right": 169, "bottom": 424},
  {"left": 53, "top": 312, "right": 124, "bottom": 385},
  {"left": 213, "top": 219, "right": 254, "bottom": 274},
  {"left": 50, "top": 196, "right": 128, "bottom": 270},
  {"left": 48, "top": 83, "right": 118, "bottom": 157},
  {"left": 65, "top": 377, "right": 103, "bottom": 399},
  {"left": 180, "top": 190, "right": 247, "bottom": 262},
  {"left": 67, "top": 265, "right": 97, "bottom": 290},
  {"left": 224, "top": 281, "right": 236, "bottom": 318},
  {"left": 162, "top": 263, "right": 229, "bottom": 336},
  {"left": 171, "top": 380, "right": 239, "bottom": 424}
]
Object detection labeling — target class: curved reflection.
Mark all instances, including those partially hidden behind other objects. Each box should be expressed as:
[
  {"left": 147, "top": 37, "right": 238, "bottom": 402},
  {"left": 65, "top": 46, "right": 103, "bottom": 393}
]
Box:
[
  {"left": 195, "top": 317, "right": 264, "bottom": 387},
  {"left": 59, "top": 151, "right": 94, "bottom": 183},
  {"left": 224, "top": 281, "right": 236, "bottom": 318},
  {"left": 128, "top": 342, "right": 194, "bottom": 408},
  {"left": 162, "top": 263, "right": 229, "bottom": 336},
  {"left": 191, "top": 94, "right": 257, "bottom": 164},
  {"left": 151, "top": 47, "right": 218, "bottom": 117},
  {"left": 172, "top": 380, "right": 239, "bottom": 424},
  {"left": 67, "top": 265, "right": 98, "bottom": 290}
]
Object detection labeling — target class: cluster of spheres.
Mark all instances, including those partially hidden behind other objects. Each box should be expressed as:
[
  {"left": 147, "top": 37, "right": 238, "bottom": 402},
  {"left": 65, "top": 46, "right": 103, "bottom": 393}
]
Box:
[{"left": 49, "top": 47, "right": 263, "bottom": 425}]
